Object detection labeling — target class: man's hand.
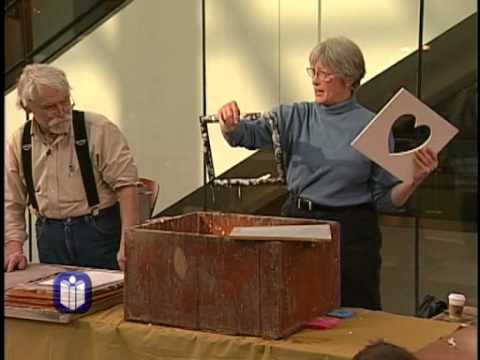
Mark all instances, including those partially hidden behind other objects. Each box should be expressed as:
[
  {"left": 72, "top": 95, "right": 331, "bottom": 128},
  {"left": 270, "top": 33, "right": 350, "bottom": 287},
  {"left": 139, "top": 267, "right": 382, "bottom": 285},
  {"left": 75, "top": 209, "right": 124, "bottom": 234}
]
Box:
[
  {"left": 413, "top": 147, "right": 439, "bottom": 185},
  {"left": 115, "top": 185, "right": 138, "bottom": 272},
  {"left": 116, "top": 243, "right": 126, "bottom": 272},
  {"left": 4, "top": 241, "right": 28, "bottom": 272},
  {"left": 218, "top": 101, "right": 241, "bottom": 134}
]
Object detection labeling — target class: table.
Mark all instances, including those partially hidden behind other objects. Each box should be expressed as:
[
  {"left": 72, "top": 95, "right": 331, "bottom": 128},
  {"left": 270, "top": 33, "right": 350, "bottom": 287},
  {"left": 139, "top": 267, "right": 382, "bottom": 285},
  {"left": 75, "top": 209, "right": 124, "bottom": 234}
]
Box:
[{"left": 5, "top": 305, "right": 471, "bottom": 360}]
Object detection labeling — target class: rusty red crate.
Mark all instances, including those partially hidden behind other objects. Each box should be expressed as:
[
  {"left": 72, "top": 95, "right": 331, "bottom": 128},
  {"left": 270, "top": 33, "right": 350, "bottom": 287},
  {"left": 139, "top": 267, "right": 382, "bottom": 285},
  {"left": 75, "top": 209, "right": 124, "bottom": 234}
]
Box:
[{"left": 124, "top": 212, "right": 340, "bottom": 339}]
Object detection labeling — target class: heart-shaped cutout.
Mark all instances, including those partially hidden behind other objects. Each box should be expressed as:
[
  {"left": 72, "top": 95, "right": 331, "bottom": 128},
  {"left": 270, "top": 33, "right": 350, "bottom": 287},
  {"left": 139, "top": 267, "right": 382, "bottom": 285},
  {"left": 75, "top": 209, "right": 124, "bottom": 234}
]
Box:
[
  {"left": 389, "top": 114, "right": 431, "bottom": 153},
  {"left": 351, "top": 88, "right": 458, "bottom": 182}
]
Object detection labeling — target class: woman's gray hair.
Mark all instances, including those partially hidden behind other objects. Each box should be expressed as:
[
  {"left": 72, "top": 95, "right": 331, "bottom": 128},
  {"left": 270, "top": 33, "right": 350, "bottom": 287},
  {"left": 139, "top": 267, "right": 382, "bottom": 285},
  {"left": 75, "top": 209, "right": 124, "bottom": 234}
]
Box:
[
  {"left": 16, "top": 64, "right": 71, "bottom": 109},
  {"left": 309, "top": 36, "right": 365, "bottom": 90}
]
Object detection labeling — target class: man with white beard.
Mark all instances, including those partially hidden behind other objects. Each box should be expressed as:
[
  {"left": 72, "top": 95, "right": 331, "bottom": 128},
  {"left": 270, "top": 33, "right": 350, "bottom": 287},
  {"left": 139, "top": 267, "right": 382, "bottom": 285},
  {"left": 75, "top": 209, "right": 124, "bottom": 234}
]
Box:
[{"left": 5, "top": 64, "right": 139, "bottom": 272}]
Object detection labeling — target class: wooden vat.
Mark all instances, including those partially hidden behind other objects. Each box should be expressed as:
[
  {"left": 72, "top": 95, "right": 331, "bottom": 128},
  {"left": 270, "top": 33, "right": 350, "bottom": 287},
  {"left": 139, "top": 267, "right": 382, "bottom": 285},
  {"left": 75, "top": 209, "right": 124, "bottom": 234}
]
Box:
[{"left": 124, "top": 212, "right": 340, "bottom": 339}]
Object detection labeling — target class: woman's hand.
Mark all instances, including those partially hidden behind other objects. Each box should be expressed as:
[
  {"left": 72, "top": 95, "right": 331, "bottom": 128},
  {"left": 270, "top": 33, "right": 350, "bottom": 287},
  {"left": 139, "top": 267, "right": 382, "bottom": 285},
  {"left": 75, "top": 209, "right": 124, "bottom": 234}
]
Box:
[
  {"left": 217, "top": 101, "right": 241, "bottom": 134},
  {"left": 390, "top": 146, "right": 439, "bottom": 208},
  {"left": 413, "top": 147, "right": 439, "bottom": 185}
]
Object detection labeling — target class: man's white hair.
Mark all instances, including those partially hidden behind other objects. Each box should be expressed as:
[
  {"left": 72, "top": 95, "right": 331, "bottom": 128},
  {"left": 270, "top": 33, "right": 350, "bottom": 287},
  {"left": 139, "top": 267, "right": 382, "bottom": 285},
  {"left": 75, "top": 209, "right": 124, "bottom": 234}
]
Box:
[{"left": 16, "top": 64, "right": 71, "bottom": 109}]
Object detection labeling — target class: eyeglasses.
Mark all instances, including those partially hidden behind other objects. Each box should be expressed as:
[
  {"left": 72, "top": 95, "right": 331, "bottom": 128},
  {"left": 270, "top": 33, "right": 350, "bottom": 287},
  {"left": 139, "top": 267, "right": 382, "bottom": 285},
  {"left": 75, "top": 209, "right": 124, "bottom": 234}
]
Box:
[
  {"left": 35, "top": 96, "right": 75, "bottom": 114},
  {"left": 306, "top": 67, "right": 336, "bottom": 81}
]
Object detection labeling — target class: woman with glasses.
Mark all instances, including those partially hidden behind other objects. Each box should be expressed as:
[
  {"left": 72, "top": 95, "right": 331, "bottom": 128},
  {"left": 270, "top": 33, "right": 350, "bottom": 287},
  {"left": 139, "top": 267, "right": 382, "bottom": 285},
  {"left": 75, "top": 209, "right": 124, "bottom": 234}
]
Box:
[
  {"left": 217, "top": 36, "right": 438, "bottom": 310},
  {"left": 5, "top": 64, "right": 139, "bottom": 273}
]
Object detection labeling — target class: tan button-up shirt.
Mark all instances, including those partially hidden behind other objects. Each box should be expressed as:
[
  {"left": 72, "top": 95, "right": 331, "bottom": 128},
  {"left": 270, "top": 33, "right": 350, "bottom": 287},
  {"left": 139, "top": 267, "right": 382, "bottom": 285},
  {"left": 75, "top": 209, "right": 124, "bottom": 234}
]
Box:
[{"left": 5, "top": 111, "right": 138, "bottom": 244}]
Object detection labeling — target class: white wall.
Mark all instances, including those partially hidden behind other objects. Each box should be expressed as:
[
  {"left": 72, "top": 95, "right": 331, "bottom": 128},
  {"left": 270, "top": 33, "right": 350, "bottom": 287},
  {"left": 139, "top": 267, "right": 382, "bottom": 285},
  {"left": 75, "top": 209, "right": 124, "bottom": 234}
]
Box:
[
  {"left": 5, "top": 0, "right": 203, "bottom": 261},
  {"left": 423, "top": 0, "right": 477, "bottom": 41}
]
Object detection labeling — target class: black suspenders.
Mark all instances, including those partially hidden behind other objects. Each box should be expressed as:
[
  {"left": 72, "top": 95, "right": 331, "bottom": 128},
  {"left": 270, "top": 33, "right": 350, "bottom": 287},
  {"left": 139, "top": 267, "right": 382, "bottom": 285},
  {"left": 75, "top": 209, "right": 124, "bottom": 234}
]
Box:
[
  {"left": 21, "top": 120, "right": 38, "bottom": 211},
  {"left": 72, "top": 111, "right": 100, "bottom": 213},
  {"left": 21, "top": 110, "right": 100, "bottom": 215}
]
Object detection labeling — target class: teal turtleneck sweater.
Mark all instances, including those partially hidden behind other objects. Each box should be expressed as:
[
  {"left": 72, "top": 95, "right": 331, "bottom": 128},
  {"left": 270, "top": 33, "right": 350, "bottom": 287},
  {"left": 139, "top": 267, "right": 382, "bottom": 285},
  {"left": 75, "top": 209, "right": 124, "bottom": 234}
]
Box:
[{"left": 223, "top": 96, "right": 401, "bottom": 211}]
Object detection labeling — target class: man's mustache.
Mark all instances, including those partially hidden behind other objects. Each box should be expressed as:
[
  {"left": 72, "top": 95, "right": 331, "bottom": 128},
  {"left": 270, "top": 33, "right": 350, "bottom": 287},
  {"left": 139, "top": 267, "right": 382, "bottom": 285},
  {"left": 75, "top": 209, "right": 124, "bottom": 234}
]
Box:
[{"left": 46, "top": 112, "right": 72, "bottom": 133}]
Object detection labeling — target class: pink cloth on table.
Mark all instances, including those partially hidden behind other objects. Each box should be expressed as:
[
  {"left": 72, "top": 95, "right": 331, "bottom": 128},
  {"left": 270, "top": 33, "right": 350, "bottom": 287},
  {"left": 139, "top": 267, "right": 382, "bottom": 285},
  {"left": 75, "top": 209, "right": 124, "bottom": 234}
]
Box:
[{"left": 305, "top": 316, "right": 340, "bottom": 330}]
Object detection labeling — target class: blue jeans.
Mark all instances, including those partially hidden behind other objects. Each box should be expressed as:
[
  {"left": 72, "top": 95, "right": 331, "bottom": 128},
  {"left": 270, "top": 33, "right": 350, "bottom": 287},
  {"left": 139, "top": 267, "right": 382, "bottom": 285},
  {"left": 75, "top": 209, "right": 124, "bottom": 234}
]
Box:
[{"left": 36, "top": 203, "right": 121, "bottom": 270}]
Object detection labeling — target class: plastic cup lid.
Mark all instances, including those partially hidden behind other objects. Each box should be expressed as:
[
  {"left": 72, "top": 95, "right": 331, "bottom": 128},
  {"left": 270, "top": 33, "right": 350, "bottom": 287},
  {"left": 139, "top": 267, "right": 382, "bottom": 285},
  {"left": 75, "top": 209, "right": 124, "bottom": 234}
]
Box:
[{"left": 448, "top": 293, "right": 466, "bottom": 302}]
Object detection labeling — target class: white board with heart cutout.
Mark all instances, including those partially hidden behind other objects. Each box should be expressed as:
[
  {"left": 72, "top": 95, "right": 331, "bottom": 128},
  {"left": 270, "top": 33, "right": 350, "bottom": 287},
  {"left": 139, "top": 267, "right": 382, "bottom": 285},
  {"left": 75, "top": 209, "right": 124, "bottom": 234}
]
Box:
[{"left": 351, "top": 88, "right": 459, "bottom": 182}]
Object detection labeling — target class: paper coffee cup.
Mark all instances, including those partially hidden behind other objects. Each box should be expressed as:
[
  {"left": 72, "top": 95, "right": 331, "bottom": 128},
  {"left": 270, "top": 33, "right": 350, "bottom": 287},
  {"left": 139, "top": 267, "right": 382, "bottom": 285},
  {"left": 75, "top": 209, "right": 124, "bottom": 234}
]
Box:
[{"left": 448, "top": 293, "right": 466, "bottom": 319}]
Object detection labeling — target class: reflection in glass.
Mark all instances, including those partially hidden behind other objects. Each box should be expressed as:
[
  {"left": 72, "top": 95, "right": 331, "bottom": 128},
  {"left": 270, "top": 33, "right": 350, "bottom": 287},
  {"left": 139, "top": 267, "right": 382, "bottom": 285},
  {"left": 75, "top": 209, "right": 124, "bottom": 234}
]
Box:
[{"left": 419, "top": 8, "right": 477, "bottom": 307}]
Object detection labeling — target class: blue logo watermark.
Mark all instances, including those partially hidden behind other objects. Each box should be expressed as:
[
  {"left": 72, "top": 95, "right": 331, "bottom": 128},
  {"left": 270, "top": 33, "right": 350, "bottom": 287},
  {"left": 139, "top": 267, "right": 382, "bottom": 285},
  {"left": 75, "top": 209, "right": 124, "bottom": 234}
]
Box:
[{"left": 53, "top": 272, "right": 92, "bottom": 313}]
